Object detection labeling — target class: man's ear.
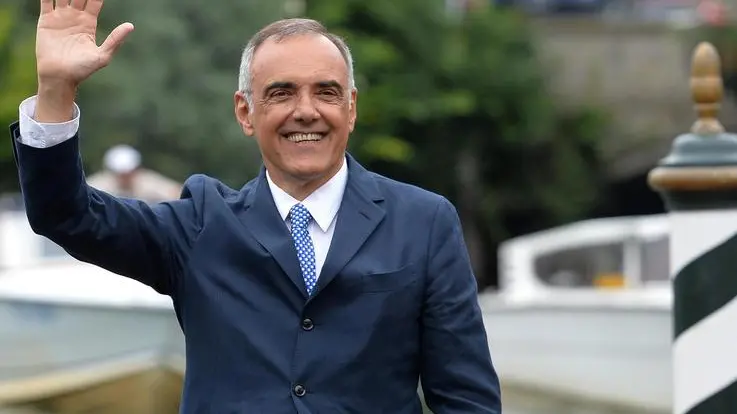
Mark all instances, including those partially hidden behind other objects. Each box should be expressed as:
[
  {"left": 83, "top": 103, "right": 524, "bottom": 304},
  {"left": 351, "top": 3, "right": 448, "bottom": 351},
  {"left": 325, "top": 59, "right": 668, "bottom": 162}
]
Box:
[
  {"left": 348, "top": 89, "right": 357, "bottom": 133},
  {"left": 234, "top": 91, "right": 255, "bottom": 136}
]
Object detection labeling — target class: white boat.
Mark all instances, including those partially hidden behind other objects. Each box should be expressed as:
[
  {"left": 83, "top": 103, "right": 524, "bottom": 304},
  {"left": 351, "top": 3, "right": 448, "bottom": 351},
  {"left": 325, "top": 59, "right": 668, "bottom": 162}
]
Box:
[
  {"left": 480, "top": 214, "right": 672, "bottom": 412},
  {"left": 0, "top": 197, "right": 184, "bottom": 410}
]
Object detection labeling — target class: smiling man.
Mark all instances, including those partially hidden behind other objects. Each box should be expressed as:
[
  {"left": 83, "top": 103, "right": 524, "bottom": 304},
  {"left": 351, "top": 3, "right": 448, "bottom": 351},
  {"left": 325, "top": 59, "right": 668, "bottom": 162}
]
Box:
[{"left": 9, "top": 2, "right": 501, "bottom": 413}]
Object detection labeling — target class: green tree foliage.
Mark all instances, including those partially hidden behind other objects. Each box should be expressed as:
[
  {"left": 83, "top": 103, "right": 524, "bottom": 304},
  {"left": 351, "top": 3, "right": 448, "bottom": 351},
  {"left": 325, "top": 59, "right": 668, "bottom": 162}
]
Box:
[
  {"left": 306, "top": 0, "right": 608, "bottom": 286},
  {"left": 0, "top": 4, "right": 38, "bottom": 191}
]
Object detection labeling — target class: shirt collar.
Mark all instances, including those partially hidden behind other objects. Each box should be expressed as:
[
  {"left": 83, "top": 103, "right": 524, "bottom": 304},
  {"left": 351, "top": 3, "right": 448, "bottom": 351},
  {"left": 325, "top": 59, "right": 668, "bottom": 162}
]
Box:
[{"left": 266, "top": 156, "right": 348, "bottom": 232}]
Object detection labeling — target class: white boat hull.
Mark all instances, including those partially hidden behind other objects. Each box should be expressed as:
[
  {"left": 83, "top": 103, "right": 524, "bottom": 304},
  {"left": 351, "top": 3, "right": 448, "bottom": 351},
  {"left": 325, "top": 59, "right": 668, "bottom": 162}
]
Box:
[
  {"left": 0, "top": 263, "right": 184, "bottom": 405},
  {"left": 480, "top": 288, "right": 672, "bottom": 412}
]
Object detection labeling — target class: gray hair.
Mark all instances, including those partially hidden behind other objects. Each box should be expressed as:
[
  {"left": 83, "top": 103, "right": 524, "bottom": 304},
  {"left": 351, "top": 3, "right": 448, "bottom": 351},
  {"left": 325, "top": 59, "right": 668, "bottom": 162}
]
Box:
[{"left": 238, "top": 18, "right": 356, "bottom": 108}]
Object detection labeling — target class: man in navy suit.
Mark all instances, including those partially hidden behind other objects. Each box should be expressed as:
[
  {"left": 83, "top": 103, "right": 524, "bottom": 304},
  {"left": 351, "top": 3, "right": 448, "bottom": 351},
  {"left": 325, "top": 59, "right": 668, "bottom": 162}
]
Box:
[{"left": 11, "top": 0, "right": 502, "bottom": 412}]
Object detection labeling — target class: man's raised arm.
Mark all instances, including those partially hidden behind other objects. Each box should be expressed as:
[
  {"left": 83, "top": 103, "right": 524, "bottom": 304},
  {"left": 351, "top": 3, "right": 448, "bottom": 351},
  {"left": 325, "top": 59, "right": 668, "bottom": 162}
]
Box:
[{"left": 9, "top": 0, "right": 201, "bottom": 296}]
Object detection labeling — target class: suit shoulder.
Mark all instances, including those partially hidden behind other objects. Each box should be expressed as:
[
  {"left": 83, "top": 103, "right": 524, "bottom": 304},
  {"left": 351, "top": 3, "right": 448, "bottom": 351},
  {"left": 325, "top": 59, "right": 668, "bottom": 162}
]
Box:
[
  {"left": 177, "top": 173, "right": 257, "bottom": 217},
  {"left": 180, "top": 174, "right": 253, "bottom": 201},
  {"left": 368, "top": 172, "right": 453, "bottom": 213}
]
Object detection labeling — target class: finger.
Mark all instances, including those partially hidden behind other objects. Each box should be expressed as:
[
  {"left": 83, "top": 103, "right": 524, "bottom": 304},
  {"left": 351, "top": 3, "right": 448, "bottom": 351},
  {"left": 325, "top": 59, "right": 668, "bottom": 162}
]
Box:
[
  {"left": 99, "top": 22, "right": 134, "bottom": 61},
  {"left": 70, "top": 0, "right": 86, "bottom": 10},
  {"left": 84, "top": 0, "right": 103, "bottom": 16},
  {"left": 40, "top": 0, "right": 52, "bottom": 14},
  {"left": 56, "top": 0, "right": 68, "bottom": 8}
]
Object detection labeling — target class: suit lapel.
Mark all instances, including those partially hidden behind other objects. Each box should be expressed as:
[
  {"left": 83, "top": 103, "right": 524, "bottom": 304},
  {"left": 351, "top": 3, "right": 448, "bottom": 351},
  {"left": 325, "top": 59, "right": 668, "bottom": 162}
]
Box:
[
  {"left": 313, "top": 155, "right": 385, "bottom": 297},
  {"left": 239, "top": 170, "right": 308, "bottom": 299}
]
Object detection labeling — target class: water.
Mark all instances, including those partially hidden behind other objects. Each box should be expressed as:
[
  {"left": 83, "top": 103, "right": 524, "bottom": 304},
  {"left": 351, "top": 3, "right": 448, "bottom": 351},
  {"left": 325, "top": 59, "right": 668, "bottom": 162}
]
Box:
[{"left": 498, "top": 385, "right": 666, "bottom": 414}]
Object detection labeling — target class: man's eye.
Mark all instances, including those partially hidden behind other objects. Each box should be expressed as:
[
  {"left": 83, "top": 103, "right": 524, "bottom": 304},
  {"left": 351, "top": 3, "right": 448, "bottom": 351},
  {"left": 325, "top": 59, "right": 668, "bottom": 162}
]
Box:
[{"left": 271, "top": 90, "right": 290, "bottom": 98}]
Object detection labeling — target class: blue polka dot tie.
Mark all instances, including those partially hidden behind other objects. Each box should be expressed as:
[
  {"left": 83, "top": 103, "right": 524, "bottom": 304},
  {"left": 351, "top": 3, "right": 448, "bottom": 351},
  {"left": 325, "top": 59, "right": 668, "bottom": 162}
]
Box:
[{"left": 289, "top": 203, "right": 317, "bottom": 295}]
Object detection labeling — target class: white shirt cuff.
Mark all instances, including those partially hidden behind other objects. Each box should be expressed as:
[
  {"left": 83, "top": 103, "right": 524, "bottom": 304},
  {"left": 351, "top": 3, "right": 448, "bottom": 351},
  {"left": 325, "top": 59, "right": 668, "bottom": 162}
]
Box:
[{"left": 17, "top": 95, "right": 80, "bottom": 148}]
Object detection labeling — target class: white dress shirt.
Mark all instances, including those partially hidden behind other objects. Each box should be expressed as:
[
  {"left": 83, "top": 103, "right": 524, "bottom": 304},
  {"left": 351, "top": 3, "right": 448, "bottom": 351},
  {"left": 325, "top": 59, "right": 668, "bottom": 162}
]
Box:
[{"left": 17, "top": 95, "right": 347, "bottom": 280}]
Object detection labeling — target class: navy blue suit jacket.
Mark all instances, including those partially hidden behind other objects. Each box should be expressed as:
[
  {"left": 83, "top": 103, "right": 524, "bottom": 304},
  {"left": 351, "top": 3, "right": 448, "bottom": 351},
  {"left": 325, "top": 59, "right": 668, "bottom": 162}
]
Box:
[{"left": 10, "top": 122, "right": 501, "bottom": 414}]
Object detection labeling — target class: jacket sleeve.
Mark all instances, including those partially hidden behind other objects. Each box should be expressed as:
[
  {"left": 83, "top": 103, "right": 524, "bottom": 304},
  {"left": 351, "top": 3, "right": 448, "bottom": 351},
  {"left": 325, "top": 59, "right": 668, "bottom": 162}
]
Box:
[
  {"left": 9, "top": 122, "right": 202, "bottom": 296},
  {"left": 420, "top": 196, "right": 502, "bottom": 413}
]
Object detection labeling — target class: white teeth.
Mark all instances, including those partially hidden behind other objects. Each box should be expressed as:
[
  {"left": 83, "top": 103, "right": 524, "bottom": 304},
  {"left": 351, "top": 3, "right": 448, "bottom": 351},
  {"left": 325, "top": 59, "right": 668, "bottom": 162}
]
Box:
[{"left": 286, "top": 133, "right": 323, "bottom": 142}]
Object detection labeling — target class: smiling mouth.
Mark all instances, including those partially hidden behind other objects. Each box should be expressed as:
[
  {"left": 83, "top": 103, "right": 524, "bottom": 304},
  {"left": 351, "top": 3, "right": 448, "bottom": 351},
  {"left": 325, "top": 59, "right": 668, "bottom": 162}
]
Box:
[{"left": 283, "top": 132, "right": 325, "bottom": 143}]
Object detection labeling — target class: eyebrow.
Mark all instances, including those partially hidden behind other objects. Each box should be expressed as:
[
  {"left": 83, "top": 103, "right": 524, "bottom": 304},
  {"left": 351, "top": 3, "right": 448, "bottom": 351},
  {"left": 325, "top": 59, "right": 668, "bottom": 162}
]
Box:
[
  {"left": 263, "top": 81, "right": 296, "bottom": 95},
  {"left": 262, "top": 80, "right": 344, "bottom": 95},
  {"left": 317, "top": 80, "right": 343, "bottom": 90}
]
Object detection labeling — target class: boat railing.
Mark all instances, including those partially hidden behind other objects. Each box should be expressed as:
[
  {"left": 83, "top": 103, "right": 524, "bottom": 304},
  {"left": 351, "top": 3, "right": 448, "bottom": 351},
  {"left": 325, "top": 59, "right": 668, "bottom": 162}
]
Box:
[
  {"left": 0, "top": 193, "right": 24, "bottom": 213},
  {"left": 0, "top": 196, "right": 75, "bottom": 271}
]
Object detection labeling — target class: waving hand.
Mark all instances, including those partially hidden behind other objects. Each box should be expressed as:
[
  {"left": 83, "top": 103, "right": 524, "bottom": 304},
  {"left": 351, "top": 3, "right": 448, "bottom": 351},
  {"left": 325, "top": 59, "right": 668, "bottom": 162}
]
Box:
[
  {"left": 36, "top": 0, "right": 134, "bottom": 85},
  {"left": 33, "top": 0, "right": 133, "bottom": 122}
]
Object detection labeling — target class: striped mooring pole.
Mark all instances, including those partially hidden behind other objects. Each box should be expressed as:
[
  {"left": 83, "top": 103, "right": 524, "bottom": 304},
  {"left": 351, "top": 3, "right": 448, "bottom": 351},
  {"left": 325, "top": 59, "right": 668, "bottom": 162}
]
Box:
[{"left": 649, "top": 42, "right": 737, "bottom": 414}]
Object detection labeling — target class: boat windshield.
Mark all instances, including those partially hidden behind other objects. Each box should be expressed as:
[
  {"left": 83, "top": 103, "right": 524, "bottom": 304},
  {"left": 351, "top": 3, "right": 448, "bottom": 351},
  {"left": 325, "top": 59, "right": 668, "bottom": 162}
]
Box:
[
  {"left": 534, "top": 242, "right": 624, "bottom": 287},
  {"left": 532, "top": 234, "right": 671, "bottom": 288},
  {"left": 639, "top": 235, "right": 669, "bottom": 283}
]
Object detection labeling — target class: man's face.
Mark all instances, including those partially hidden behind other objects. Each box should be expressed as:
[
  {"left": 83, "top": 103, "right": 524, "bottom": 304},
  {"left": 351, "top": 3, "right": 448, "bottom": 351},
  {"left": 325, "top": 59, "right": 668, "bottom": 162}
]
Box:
[{"left": 234, "top": 34, "right": 357, "bottom": 191}]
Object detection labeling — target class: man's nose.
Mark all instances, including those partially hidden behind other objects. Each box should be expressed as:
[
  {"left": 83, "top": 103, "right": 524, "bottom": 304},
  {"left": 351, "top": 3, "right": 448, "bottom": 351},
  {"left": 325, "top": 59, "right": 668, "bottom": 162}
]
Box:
[{"left": 292, "top": 93, "right": 319, "bottom": 122}]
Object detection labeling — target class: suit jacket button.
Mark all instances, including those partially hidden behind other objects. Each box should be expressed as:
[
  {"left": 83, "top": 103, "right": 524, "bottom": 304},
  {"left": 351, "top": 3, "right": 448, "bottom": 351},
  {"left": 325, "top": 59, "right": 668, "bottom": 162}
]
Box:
[
  {"left": 293, "top": 384, "right": 306, "bottom": 397},
  {"left": 301, "top": 318, "right": 314, "bottom": 331}
]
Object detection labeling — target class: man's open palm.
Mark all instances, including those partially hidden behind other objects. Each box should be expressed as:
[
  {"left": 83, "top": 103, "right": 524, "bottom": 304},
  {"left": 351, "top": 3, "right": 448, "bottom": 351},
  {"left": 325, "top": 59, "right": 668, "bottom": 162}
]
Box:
[{"left": 37, "top": 0, "right": 133, "bottom": 85}]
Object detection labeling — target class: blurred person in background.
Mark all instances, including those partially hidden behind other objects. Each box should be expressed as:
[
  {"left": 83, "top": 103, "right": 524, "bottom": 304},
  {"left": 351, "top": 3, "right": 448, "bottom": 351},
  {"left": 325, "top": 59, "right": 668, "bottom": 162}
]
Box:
[
  {"left": 87, "top": 144, "right": 182, "bottom": 203},
  {"left": 8, "top": 0, "right": 502, "bottom": 412}
]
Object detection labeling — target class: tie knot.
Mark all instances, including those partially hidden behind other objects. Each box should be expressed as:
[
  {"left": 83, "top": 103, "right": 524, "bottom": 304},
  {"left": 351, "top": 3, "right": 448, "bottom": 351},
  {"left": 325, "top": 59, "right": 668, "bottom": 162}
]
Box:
[{"left": 289, "top": 203, "right": 312, "bottom": 230}]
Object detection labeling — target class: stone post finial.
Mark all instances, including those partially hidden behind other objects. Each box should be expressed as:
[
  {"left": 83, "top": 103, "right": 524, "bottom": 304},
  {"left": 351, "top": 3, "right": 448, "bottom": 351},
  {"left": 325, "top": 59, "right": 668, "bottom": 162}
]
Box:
[{"left": 690, "top": 41, "right": 725, "bottom": 135}]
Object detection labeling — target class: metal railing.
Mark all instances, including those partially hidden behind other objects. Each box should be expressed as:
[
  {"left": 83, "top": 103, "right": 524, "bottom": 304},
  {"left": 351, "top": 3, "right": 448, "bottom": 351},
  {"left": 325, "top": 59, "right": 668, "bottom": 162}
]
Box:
[{"left": 0, "top": 194, "right": 24, "bottom": 213}]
